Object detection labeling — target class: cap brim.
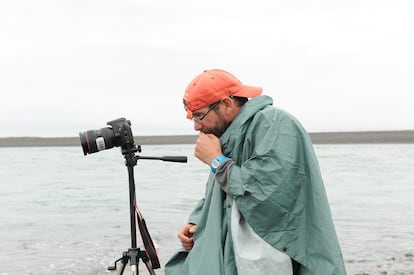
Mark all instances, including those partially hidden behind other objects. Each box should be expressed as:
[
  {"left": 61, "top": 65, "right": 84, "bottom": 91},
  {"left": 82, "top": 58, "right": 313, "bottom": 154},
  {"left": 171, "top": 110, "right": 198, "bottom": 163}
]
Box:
[{"left": 233, "top": 85, "right": 263, "bottom": 98}]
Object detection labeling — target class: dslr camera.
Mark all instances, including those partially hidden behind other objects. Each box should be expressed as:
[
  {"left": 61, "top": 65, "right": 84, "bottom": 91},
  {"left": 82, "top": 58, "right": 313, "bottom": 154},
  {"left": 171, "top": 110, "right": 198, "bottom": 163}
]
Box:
[{"left": 79, "top": 118, "right": 139, "bottom": 155}]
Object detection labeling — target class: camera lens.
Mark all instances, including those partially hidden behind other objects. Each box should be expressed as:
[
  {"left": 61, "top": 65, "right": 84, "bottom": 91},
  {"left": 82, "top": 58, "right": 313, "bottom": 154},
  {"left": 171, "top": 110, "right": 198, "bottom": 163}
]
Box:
[{"left": 79, "top": 127, "right": 115, "bottom": 155}]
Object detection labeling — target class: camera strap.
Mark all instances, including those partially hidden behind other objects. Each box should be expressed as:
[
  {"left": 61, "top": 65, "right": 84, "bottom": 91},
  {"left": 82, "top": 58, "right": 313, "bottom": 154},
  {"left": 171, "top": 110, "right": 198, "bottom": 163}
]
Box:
[{"left": 135, "top": 204, "right": 161, "bottom": 269}]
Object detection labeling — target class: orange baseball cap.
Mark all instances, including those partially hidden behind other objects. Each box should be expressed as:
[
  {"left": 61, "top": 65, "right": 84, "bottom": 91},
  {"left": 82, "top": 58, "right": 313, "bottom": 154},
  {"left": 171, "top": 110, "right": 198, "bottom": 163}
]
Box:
[{"left": 183, "top": 69, "right": 263, "bottom": 119}]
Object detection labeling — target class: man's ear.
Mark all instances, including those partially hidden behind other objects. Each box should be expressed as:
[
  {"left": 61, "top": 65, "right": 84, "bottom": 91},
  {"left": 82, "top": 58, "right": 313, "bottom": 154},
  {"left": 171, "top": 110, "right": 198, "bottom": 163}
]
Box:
[
  {"left": 221, "top": 97, "right": 240, "bottom": 118},
  {"left": 221, "top": 97, "right": 233, "bottom": 111}
]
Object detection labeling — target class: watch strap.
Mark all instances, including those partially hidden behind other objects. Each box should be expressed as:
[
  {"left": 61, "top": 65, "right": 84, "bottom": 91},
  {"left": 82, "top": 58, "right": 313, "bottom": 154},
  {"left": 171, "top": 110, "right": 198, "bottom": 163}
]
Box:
[{"left": 210, "top": 155, "right": 229, "bottom": 173}]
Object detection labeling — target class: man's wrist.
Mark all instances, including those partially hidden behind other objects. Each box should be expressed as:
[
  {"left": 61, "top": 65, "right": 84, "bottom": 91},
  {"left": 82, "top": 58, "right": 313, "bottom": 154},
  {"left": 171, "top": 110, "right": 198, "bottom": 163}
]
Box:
[{"left": 210, "top": 155, "right": 230, "bottom": 173}]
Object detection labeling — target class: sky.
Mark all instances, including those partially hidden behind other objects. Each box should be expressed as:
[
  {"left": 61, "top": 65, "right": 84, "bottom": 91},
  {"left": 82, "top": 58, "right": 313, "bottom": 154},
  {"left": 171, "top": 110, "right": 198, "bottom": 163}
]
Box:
[{"left": 1, "top": 0, "right": 413, "bottom": 137}]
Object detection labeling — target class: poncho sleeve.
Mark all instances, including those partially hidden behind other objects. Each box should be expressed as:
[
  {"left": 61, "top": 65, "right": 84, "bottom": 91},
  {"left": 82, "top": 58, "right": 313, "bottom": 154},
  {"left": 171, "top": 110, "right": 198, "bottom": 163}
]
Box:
[{"left": 224, "top": 107, "right": 346, "bottom": 274}]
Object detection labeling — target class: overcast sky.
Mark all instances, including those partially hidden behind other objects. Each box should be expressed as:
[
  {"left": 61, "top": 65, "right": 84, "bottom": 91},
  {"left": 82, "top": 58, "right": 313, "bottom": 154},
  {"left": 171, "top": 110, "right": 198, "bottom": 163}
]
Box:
[{"left": 1, "top": 0, "right": 413, "bottom": 137}]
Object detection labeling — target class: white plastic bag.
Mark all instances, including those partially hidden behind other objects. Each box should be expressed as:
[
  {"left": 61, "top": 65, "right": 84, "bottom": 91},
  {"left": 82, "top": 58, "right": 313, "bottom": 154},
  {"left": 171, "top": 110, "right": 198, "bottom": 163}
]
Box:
[{"left": 231, "top": 201, "right": 293, "bottom": 275}]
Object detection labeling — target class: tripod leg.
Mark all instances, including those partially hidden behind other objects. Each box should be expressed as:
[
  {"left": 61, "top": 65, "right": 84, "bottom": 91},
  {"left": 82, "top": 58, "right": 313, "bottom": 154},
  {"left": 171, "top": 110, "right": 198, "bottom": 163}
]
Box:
[
  {"left": 130, "top": 264, "right": 138, "bottom": 275},
  {"left": 144, "top": 261, "right": 156, "bottom": 275},
  {"left": 116, "top": 260, "right": 127, "bottom": 275}
]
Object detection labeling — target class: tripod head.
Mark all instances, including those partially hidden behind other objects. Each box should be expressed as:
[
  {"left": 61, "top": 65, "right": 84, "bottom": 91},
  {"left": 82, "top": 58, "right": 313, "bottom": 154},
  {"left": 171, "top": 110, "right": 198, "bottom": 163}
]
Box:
[{"left": 79, "top": 118, "right": 188, "bottom": 274}]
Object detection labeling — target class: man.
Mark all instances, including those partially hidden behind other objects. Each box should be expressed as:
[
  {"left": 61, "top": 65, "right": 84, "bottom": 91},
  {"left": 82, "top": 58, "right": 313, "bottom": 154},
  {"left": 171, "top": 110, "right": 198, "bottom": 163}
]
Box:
[{"left": 165, "top": 69, "right": 346, "bottom": 274}]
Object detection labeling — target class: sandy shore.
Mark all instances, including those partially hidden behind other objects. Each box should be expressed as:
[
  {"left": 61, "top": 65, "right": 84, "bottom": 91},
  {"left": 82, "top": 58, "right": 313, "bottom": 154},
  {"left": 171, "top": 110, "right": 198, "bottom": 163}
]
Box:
[{"left": 0, "top": 130, "right": 413, "bottom": 147}]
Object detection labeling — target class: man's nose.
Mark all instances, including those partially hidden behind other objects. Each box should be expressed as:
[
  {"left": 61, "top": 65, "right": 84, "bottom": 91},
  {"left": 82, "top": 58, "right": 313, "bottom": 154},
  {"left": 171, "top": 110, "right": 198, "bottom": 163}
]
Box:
[{"left": 193, "top": 121, "right": 203, "bottom": 131}]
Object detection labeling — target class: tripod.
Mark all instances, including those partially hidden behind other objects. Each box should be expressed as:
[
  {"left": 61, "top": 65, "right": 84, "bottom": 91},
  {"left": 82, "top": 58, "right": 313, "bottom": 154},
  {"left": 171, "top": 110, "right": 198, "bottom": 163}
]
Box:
[{"left": 108, "top": 144, "right": 187, "bottom": 275}]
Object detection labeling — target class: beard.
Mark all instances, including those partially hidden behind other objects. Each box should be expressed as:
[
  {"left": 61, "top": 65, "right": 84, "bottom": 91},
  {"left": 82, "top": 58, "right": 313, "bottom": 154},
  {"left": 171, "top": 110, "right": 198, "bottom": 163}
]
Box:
[{"left": 201, "top": 111, "right": 231, "bottom": 137}]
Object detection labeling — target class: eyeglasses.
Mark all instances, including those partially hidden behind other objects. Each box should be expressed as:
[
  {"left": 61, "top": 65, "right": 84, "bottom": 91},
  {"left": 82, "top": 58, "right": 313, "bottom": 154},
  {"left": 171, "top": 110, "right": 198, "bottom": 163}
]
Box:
[{"left": 190, "top": 101, "right": 220, "bottom": 122}]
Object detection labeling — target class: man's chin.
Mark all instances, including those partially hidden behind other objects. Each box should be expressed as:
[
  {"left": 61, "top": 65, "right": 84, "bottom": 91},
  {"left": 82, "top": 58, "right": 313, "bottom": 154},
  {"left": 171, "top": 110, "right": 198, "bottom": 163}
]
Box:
[
  {"left": 200, "top": 119, "right": 230, "bottom": 137},
  {"left": 201, "top": 130, "right": 216, "bottom": 136}
]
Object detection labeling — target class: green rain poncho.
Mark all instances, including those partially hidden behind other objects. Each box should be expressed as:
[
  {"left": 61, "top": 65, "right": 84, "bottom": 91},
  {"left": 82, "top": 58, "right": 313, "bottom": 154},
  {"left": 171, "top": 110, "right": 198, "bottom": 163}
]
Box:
[{"left": 165, "top": 95, "right": 346, "bottom": 275}]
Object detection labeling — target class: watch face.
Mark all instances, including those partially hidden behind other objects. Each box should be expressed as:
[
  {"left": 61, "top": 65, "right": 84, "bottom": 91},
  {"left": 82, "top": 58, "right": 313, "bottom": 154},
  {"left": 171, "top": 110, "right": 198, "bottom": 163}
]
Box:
[{"left": 212, "top": 159, "right": 220, "bottom": 168}]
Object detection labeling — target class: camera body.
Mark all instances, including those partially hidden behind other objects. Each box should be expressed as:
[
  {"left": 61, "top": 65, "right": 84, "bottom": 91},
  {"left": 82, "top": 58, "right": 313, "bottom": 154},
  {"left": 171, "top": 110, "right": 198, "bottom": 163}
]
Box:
[{"left": 79, "top": 118, "right": 139, "bottom": 155}]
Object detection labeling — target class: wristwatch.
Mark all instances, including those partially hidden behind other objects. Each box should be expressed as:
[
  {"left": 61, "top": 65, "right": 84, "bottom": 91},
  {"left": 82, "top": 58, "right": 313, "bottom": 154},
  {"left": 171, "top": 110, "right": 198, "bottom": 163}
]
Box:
[{"left": 210, "top": 155, "right": 229, "bottom": 173}]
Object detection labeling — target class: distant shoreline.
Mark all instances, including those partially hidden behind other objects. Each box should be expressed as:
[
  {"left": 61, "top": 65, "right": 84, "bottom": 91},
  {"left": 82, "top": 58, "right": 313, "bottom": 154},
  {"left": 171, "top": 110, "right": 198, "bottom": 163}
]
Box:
[{"left": 0, "top": 130, "right": 413, "bottom": 147}]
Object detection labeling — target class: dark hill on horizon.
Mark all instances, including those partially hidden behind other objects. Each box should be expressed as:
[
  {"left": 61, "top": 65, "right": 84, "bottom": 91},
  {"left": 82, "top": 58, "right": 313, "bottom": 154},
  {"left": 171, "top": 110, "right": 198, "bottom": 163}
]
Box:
[{"left": 0, "top": 130, "right": 414, "bottom": 147}]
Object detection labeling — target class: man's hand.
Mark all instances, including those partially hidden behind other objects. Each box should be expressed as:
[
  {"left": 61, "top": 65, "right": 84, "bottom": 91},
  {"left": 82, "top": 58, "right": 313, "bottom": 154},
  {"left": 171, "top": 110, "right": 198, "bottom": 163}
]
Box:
[
  {"left": 178, "top": 224, "right": 198, "bottom": 250},
  {"left": 195, "top": 132, "right": 222, "bottom": 165}
]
